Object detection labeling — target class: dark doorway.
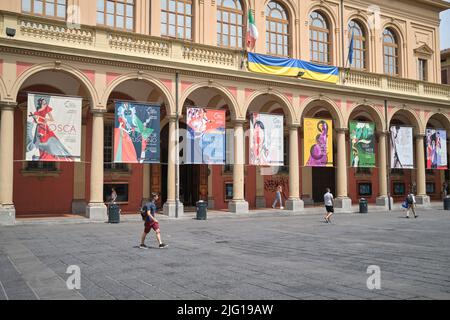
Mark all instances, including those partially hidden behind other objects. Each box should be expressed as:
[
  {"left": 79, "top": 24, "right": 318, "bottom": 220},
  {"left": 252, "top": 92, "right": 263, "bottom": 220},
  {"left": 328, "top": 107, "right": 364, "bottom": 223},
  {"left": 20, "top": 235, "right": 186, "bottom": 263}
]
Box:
[
  {"left": 160, "top": 122, "right": 201, "bottom": 209},
  {"left": 312, "top": 167, "right": 336, "bottom": 203}
]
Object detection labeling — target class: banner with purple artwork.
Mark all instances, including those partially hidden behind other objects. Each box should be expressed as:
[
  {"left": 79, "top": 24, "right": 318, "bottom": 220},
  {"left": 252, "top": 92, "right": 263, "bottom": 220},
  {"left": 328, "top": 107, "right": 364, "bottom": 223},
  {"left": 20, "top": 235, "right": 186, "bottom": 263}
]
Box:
[{"left": 303, "top": 118, "right": 333, "bottom": 167}]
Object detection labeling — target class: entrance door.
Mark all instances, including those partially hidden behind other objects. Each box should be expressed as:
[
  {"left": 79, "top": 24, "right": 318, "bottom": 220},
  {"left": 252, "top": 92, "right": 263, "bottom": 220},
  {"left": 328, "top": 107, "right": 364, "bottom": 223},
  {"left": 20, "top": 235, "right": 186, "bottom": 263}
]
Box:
[
  {"left": 312, "top": 167, "right": 336, "bottom": 203},
  {"left": 180, "top": 165, "right": 200, "bottom": 207}
]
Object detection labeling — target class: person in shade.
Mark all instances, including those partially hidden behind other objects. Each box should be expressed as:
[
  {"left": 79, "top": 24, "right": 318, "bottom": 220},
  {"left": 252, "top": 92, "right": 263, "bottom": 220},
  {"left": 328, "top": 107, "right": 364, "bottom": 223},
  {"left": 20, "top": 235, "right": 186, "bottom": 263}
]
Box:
[
  {"left": 272, "top": 185, "right": 284, "bottom": 210},
  {"left": 140, "top": 193, "right": 168, "bottom": 249},
  {"left": 324, "top": 187, "right": 334, "bottom": 223}
]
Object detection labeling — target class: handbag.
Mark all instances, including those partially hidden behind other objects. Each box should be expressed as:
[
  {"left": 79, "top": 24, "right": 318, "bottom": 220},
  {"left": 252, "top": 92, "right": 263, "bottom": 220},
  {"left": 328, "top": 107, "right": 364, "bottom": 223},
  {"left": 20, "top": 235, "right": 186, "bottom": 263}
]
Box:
[{"left": 401, "top": 201, "right": 408, "bottom": 209}]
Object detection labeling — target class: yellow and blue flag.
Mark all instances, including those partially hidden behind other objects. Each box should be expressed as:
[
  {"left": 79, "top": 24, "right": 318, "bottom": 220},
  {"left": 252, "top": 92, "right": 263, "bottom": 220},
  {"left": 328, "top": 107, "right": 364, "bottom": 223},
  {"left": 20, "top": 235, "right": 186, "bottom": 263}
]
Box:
[{"left": 247, "top": 53, "right": 339, "bottom": 84}]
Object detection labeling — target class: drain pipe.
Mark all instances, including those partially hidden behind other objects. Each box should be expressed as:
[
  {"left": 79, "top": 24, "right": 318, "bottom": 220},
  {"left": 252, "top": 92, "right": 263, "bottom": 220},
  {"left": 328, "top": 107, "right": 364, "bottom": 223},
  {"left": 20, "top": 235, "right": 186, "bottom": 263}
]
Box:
[
  {"left": 175, "top": 72, "right": 180, "bottom": 218},
  {"left": 341, "top": 0, "right": 345, "bottom": 67},
  {"left": 385, "top": 99, "right": 392, "bottom": 211}
]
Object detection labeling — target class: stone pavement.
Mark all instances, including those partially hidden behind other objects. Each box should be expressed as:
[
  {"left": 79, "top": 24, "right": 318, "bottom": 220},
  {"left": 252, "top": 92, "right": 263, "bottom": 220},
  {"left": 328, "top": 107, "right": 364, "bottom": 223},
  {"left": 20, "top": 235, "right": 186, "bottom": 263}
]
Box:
[{"left": 1, "top": 207, "right": 450, "bottom": 300}]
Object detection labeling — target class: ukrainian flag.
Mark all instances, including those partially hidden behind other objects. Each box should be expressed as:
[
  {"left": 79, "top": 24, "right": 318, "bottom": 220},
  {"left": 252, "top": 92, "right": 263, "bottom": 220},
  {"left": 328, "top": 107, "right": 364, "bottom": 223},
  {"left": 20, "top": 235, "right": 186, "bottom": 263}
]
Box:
[{"left": 247, "top": 53, "right": 339, "bottom": 84}]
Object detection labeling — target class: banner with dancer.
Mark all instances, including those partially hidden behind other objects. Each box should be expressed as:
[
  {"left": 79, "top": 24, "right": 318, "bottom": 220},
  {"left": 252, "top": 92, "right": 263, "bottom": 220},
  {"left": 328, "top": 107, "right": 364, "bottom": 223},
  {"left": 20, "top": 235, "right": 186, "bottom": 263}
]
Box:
[
  {"left": 426, "top": 128, "right": 447, "bottom": 169},
  {"left": 390, "top": 126, "right": 413, "bottom": 169},
  {"left": 303, "top": 118, "right": 333, "bottom": 167},
  {"left": 349, "top": 121, "right": 375, "bottom": 168},
  {"left": 249, "top": 113, "right": 284, "bottom": 166},
  {"left": 186, "top": 108, "right": 226, "bottom": 164},
  {"left": 26, "top": 94, "right": 82, "bottom": 162},
  {"left": 114, "top": 101, "right": 160, "bottom": 163}
]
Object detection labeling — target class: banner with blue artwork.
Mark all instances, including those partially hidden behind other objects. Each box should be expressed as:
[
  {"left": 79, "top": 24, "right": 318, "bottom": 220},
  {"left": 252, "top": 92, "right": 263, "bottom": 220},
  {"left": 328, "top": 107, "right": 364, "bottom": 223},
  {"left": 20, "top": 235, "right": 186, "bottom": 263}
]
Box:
[
  {"left": 114, "top": 101, "right": 160, "bottom": 163},
  {"left": 186, "top": 108, "right": 226, "bottom": 164}
]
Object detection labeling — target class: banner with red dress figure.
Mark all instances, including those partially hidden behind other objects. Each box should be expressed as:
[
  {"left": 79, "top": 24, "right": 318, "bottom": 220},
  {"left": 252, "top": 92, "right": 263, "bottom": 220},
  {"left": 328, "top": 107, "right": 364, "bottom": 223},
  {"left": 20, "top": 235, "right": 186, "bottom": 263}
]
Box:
[
  {"left": 249, "top": 113, "right": 284, "bottom": 166},
  {"left": 114, "top": 101, "right": 160, "bottom": 163},
  {"left": 186, "top": 108, "right": 226, "bottom": 164},
  {"left": 426, "top": 128, "right": 447, "bottom": 169},
  {"left": 26, "top": 94, "right": 82, "bottom": 162}
]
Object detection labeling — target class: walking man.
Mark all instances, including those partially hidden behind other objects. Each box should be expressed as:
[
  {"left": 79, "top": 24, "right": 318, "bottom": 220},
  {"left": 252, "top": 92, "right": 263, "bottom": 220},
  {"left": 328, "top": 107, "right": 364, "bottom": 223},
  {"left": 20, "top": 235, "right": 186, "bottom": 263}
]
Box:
[
  {"left": 140, "top": 193, "right": 168, "bottom": 249},
  {"left": 324, "top": 187, "right": 334, "bottom": 223},
  {"left": 405, "top": 191, "right": 418, "bottom": 219},
  {"left": 272, "top": 185, "right": 284, "bottom": 210}
]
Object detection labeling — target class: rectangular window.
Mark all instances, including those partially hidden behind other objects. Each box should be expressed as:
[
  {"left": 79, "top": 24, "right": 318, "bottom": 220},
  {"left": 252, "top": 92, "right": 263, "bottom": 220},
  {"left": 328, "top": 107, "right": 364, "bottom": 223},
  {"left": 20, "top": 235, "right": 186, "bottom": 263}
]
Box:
[
  {"left": 358, "top": 183, "right": 372, "bottom": 196},
  {"left": 97, "top": 0, "right": 134, "bottom": 32},
  {"left": 22, "top": 0, "right": 66, "bottom": 19},
  {"left": 26, "top": 161, "right": 57, "bottom": 171},
  {"left": 104, "top": 122, "right": 128, "bottom": 171},
  {"left": 426, "top": 182, "right": 435, "bottom": 194},
  {"left": 393, "top": 182, "right": 405, "bottom": 195},
  {"left": 418, "top": 59, "right": 427, "bottom": 81},
  {"left": 104, "top": 183, "right": 129, "bottom": 203},
  {"left": 161, "top": 0, "right": 192, "bottom": 40},
  {"left": 442, "top": 69, "right": 448, "bottom": 85}
]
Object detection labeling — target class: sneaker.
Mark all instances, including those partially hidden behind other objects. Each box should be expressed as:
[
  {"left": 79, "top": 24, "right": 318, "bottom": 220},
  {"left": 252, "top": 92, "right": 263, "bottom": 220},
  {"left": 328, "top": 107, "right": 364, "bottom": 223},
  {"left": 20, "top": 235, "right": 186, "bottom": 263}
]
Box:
[
  {"left": 159, "top": 243, "right": 168, "bottom": 249},
  {"left": 139, "top": 244, "right": 149, "bottom": 249},
  {"left": 324, "top": 218, "right": 329, "bottom": 223},
  {"left": 272, "top": 205, "right": 275, "bottom": 209},
  {"left": 414, "top": 215, "right": 418, "bottom": 218},
  {"left": 405, "top": 216, "right": 409, "bottom": 219},
  {"left": 280, "top": 206, "right": 284, "bottom": 210}
]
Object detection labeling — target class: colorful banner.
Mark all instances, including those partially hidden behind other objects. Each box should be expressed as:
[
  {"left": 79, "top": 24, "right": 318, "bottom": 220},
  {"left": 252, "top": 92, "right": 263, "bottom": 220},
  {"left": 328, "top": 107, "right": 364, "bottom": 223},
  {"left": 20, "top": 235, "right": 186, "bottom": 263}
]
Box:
[
  {"left": 426, "top": 128, "right": 447, "bottom": 169},
  {"left": 249, "top": 113, "right": 284, "bottom": 166},
  {"left": 349, "top": 121, "right": 376, "bottom": 168},
  {"left": 247, "top": 52, "right": 339, "bottom": 84},
  {"left": 114, "top": 101, "right": 160, "bottom": 163},
  {"left": 186, "top": 108, "right": 226, "bottom": 164},
  {"left": 390, "top": 126, "right": 413, "bottom": 169},
  {"left": 304, "top": 118, "right": 333, "bottom": 167},
  {"left": 26, "top": 94, "right": 82, "bottom": 162}
]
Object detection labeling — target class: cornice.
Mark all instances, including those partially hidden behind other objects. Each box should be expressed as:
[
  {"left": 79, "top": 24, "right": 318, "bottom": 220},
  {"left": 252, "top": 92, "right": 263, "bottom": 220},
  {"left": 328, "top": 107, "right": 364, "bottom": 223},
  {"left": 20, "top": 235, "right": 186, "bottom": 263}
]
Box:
[{"left": 0, "top": 44, "right": 449, "bottom": 108}]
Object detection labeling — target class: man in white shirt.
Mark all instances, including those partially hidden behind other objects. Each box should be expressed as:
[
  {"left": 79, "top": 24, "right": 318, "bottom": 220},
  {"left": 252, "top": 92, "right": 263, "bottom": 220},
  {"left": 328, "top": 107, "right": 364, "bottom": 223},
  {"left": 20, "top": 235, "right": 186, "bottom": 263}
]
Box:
[{"left": 324, "top": 188, "right": 334, "bottom": 223}]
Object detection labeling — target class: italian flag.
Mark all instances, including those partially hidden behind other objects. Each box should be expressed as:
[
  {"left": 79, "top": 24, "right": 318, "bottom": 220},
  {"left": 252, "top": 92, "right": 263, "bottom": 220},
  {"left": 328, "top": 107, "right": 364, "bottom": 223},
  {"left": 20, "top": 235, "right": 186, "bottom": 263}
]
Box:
[{"left": 246, "top": 10, "right": 258, "bottom": 50}]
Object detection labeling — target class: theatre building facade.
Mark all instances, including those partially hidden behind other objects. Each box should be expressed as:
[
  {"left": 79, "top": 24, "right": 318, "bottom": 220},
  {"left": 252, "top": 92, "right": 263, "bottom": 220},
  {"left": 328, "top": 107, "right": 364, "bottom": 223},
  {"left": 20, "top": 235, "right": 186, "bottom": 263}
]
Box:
[{"left": 1, "top": 0, "right": 450, "bottom": 224}]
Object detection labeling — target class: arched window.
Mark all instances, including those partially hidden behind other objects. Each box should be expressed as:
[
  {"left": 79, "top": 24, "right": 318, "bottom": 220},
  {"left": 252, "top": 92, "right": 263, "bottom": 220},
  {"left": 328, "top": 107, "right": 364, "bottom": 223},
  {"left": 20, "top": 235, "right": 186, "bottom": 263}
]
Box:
[
  {"left": 265, "top": 1, "right": 289, "bottom": 57},
  {"left": 383, "top": 28, "right": 399, "bottom": 76},
  {"left": 217, "top": 0, "right": 244, "bottom": 49},
  {"left": 161, "top": 0, "right": 192, "bottom": 40},
  {"left": 348, "top": 20, "right": 367, "bottom": 70},
  {"left": 310, "top": 11, "right": 331, "bottom": 65},
  {"left": 97, "top": 0, "right": 135, "bottom": 31}
]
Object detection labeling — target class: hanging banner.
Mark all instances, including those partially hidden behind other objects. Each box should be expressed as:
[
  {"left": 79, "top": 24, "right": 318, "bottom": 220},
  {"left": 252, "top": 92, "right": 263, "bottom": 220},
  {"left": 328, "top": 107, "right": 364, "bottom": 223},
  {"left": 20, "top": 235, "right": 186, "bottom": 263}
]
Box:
[
  {"left": 390, "top": 126, "right": 413, "bottom": 169},
  {"left": 247, "top": 52, "right": 339, "bottom": 84},
  {"left": 304, "top": 118, "right": 333, "bottom": 167},
  {"left": 249, "top": 113, "right": 284, "bottom": 166},
  {"left": 26, "top": 94, "right": 82, "bottom": 162},
  {"left": 426, "top": 128, "right": 447, "bottom": 169},
  {"left": 349, "top": 121, "right": 376, "bottom": 168},
  {"left": 186, "top": 108, "right": 226, "bottom": 164},
  {"left": 114, "top": 101, "right": 160, "bottom": 163}
]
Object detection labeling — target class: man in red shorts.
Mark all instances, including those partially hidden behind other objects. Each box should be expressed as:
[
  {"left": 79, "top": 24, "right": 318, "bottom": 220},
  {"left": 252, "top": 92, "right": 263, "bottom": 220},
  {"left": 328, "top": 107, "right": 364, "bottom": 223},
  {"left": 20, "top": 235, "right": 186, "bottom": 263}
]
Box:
[{"left": 140, "top": 193, "right": 168, "bottom": 249}]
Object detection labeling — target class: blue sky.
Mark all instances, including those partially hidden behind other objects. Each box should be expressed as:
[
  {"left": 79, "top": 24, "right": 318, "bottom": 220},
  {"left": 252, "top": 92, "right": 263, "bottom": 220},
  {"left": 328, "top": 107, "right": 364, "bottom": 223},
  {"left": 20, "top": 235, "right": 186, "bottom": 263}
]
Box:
[{"left": 441, "top": 1, "right": 450, "bottom": 49}]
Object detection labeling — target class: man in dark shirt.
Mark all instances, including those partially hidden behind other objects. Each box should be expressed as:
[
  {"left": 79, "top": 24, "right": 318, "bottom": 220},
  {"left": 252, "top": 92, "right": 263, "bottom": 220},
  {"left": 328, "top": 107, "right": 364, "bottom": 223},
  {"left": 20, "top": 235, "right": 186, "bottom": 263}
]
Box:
[{"left": 140, "top": 193, "right": 168, "bottom": 249}]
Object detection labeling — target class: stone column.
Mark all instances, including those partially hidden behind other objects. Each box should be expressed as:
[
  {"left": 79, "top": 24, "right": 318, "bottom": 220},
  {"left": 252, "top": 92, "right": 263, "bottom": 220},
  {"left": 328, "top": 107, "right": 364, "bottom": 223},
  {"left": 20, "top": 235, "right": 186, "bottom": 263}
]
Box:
[
  {"left": 0, "top": 102, "right": 16, "bottom": 225},
  {"left": 86, "top": 109, "right": 107, "bottom": 220},
  {"left": 229, "top": 120, "right": 249, "bottom": 213},
  {"left": 286, "top": 125, "right": 304, "bottom": 211},
  {"left": 415, "top": 134, "right": 430, "bottom": 205},
  {"left": 163, "top": 116, "right": 183, "bottom": 217},
  {"left": 376, "top": 131, "right": 393, "bottom": 208},
  {"left": 334, "top": 128, "right": 352, "bottom": 210}
]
